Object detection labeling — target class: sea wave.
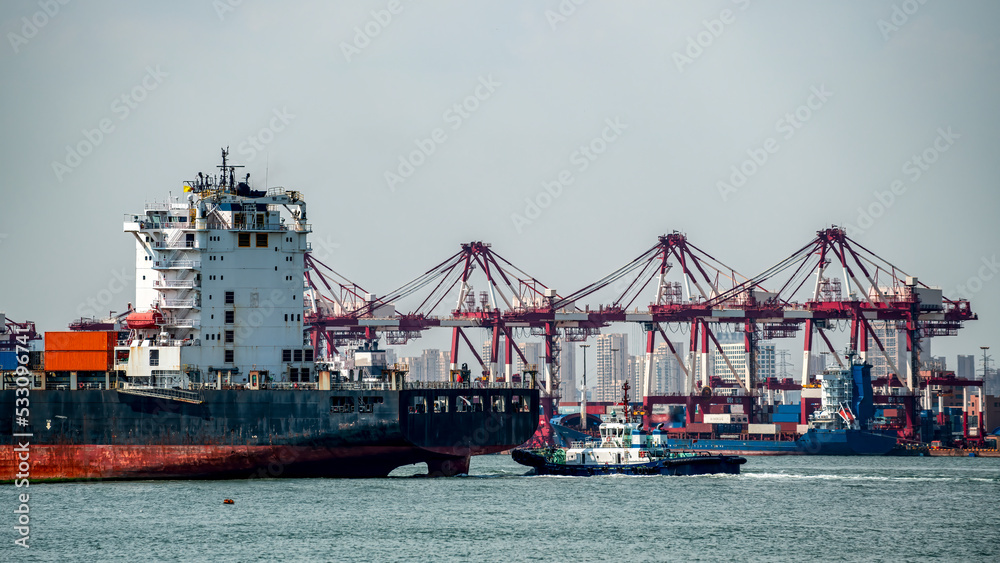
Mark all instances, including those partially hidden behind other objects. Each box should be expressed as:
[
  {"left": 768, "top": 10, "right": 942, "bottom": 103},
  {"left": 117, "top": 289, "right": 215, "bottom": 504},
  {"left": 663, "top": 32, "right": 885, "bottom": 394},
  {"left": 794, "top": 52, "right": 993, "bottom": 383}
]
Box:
[{"left": 741, "top": 472, "right": 999, "bottom": 483}]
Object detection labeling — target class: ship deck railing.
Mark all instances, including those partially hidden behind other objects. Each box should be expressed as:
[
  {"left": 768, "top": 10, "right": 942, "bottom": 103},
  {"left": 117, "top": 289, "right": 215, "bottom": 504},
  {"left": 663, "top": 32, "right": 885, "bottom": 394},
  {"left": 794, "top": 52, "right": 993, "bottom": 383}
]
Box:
[
  {"left": 328, "top": 381, "right": 536, "bottom": 391},
  {"left": 117, "top": 386, "right": 204, "bottom": 404}
]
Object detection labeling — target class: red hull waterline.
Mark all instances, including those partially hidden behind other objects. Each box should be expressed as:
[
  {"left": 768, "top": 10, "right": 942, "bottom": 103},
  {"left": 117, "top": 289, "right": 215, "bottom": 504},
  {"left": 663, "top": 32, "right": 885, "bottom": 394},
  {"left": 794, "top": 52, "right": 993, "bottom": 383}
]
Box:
[{"left": 2, "top": 444, "right": 509, "bottom": 481}]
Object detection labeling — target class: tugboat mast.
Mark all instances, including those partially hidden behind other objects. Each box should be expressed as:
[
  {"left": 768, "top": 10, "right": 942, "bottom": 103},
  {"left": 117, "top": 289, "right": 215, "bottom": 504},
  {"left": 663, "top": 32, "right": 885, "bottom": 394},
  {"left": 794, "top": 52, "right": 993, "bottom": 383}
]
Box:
[{"left": 621, "top": 380, "right": 630, "bottom": 423}]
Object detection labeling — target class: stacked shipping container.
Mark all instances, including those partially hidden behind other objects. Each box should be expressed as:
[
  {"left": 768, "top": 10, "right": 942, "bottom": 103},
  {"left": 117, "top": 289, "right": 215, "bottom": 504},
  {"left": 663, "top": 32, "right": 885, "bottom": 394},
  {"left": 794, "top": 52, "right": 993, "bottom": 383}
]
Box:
[{"left": 44, "top": 331, "right": 116, "bottom": 372}]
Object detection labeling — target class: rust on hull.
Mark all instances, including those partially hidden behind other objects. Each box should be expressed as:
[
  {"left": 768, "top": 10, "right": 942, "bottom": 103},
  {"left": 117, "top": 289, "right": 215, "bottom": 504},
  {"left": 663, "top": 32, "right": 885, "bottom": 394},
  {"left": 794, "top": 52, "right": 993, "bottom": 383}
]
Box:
[
  {"left": 1, "top": 444, "right": 475, "bottom": 480},
  {"left": 1, "top": 387, "right": 539, "bottom": 481}
]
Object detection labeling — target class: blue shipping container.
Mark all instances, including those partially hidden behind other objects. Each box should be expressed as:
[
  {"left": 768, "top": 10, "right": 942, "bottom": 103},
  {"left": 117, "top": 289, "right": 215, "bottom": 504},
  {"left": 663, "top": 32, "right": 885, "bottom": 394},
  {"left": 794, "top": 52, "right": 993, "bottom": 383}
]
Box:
[
  {"left": 0, "top": 351, "right": 20, "bottom": 371},
  {"left": 773, "top": 414, "right": 800, "bottom": 423},
  {"left": 776, "top": 404, "right": 800, "bottom": 413}
]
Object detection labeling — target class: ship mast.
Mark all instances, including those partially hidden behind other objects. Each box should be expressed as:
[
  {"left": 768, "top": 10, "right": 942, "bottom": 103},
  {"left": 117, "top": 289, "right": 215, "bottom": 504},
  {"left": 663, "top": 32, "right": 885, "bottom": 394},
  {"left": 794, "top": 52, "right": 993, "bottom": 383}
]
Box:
[{"left": 621, "top": 380, "right": 630, "bottom": 423}]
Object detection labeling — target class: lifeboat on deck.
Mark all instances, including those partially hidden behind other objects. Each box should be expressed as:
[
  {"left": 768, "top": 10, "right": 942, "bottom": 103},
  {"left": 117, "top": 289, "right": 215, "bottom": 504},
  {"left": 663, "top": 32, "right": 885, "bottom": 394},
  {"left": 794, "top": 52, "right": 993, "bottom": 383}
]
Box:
[{"left": 126, "top": 311, "right": 164, "bottom": 329}]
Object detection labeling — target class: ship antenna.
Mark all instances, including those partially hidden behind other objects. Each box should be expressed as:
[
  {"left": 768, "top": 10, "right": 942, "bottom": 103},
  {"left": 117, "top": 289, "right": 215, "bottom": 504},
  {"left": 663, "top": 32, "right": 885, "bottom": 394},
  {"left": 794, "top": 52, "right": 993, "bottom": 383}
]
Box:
[{"left": 621, "top": 380, "right": 630, "bottom": 423}]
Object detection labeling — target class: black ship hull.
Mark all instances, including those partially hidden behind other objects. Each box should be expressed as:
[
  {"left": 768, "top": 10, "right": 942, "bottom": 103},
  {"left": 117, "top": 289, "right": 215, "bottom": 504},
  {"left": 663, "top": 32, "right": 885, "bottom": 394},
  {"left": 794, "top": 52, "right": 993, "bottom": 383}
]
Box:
[
  {"left": 2, "top": 387, "right": 539, "bottom": 480},
  {"left": 512, "top": 448, "right": 746, "bottom": 476}
]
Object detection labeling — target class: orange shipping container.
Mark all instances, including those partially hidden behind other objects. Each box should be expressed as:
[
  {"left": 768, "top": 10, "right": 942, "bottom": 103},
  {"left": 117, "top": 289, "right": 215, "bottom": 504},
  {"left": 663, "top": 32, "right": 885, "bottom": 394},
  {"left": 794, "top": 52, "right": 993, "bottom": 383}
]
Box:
[
  {"left": 44, "top": 350, "right": 112, "bottom": 372},
  {"left": 45, "top": 331, "right": 116, "bottom": 352},
  {"left": 776, "top": 422, "right": 798, "bottom": 433}
]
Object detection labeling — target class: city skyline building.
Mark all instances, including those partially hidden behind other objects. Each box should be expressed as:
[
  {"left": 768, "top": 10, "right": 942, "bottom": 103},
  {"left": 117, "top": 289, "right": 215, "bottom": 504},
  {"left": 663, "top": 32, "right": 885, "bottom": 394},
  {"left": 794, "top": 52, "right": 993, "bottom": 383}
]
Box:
[
  {"left": 515, "top": 341, "right": 543, "bottom": 376},
  {"left": 595, "top": 333, "right": 628, "bottom": 402},
  {"left": 559, "top": 340, "right": 576, "bottom": 397},
  {"left": 713, "top": 341, "right": 776, "bottom": 385},
  {"left": 653, "top": 341, "right": 686, "bottom": 395},
  {"left": 958, "top": 354, "right": 975, "bottom": 379},
  {"left": 399, "top": 349, "right": 448, "bottom": 382}
]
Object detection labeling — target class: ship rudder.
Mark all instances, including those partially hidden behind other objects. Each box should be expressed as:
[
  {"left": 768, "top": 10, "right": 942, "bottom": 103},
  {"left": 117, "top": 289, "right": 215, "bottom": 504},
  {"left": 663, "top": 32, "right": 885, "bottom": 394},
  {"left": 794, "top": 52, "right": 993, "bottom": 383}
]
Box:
[{"left": 425, "top": 455, "right": 470, "bottom": 477}]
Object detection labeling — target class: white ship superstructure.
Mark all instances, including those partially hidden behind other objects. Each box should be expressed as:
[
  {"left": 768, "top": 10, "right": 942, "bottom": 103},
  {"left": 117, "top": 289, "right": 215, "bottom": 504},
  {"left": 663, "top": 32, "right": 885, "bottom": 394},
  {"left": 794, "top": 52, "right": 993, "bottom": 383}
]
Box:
[{"left": 116, "top": 150, "right": 313, "bottom": 388}]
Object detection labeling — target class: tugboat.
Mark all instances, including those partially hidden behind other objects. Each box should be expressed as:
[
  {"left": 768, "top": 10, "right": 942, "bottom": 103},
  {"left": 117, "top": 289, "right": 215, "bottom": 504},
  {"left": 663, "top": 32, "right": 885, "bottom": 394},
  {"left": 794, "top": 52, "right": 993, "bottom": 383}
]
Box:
[{"left": 513, "top": 382, "right": 746, "bottom": 476}]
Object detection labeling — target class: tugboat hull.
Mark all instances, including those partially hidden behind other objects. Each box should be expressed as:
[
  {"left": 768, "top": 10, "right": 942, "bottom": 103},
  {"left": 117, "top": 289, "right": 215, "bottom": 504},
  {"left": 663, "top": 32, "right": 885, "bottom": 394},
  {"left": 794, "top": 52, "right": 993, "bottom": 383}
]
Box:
[{"left": 512, "top": 448, "right": 745, "bottom": 476}]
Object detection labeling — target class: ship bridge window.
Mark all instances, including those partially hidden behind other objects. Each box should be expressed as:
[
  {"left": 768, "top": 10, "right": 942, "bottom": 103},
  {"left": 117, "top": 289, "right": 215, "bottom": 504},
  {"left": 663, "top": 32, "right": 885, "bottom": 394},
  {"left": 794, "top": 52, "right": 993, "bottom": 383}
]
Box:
[
  {"left": 293, "top": 350, "right": 303, "bottom": 362},
  {"left": 433, "top": 396, "right": 449, "bottom": 413},
  {"left": 225, "top": 291, "right": 235, "bottom": 304},
  {"left": 456, "top": 395, "right": 484, "bottom": 413},
  {"left": 149, "top": 349, "right": 159, "bottom": 367},
  {"left": 512, "top": 395, "right": 531, "bottom": 413},
  {"left": 225, "top": 311, "right": 234, "bottom": 324},
  {"left": 359, "top": 396, "right": 383, "bottom": 413},
  {"left": 256, "top": 234, "right": 267, "bottom": 247},
  {"left": 282, "top": 349, "right": 292, "bottom": 362},
  {"left": 331, "top": 396, "right": 354, "bottom": 413},
  {"left": 305, "top": 349, "right": 314, "bottom": 362},
  {"left": 238, "top": 233, "right": 251, "bottom": 247},
  {"left": 491, "top": 395, "right": 505, "bottom": 412},
  {"left": 224, "top": 350, "right": 234, "bottom": 363},
  {"left": 409, "top": 396, "right": 427, "bottom": 414}
]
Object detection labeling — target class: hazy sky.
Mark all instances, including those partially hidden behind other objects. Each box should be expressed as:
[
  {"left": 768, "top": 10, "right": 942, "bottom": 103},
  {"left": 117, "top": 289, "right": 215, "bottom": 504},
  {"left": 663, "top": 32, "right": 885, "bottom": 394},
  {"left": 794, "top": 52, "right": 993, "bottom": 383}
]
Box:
[{"left": 2, "top": 1, "right": 998, "bottom": 375}]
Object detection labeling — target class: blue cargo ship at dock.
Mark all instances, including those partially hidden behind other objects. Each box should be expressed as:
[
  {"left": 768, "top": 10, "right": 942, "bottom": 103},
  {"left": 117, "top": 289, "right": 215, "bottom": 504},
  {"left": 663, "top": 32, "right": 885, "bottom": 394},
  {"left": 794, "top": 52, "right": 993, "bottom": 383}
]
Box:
[{"left": 656, "top": 428, "right": 898, "bottom": 456}]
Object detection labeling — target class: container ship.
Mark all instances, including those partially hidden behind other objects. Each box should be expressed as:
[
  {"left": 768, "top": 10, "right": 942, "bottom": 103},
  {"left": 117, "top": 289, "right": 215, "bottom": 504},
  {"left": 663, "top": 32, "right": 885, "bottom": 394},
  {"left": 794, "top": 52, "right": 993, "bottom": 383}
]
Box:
[{"left": 0, "top": 151, "right": 538, "bottom": 480}]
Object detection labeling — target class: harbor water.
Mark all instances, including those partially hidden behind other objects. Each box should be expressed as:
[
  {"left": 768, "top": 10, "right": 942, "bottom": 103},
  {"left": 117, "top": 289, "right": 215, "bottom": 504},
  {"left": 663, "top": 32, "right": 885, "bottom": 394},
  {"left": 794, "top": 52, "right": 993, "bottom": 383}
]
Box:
[{"left": 11, "top": 455, "right": 1000, "bottom": 562}]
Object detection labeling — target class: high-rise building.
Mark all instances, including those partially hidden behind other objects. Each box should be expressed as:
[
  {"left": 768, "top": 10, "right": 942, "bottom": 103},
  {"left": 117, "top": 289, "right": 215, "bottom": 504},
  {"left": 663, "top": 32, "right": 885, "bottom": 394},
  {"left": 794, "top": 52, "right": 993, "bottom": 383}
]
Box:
[
  {"left": 627, "top": 354, "right": 645, "bottom": 397},
  {"left": 652, "top": 341, "right": 686, "bottom": 395},
  {"left": 425, "top": 349, "right": 448, "bottom": 381},
  {"left": 480, "top": 336, "right": 506, "bottom": 377},
  {"left": 400, "top": 349, "right": 449, "bottom": 382},
  {"left": 713, "top": 342, "right": 776, "bottom": 384},
  {"left": 808, "top": 353, "right": 828, "bottom": 378},
  {"left": 985, "top": 369, "right": 1000, "bottom": 396},
  {"left": 399, "top": 355, "right": 421, "bottom": 380},
  {"left": 957, "top": 355, "right": 975, "bottom": 379},
  {"left": 866, "top": 321, "right": 909, "bottom": 379},
  {"left": 515, "top": 341, "right": 543, "bottom": 375},
  {"left": 559, "top": 341, "right": 576, "bottom": 396},
  {"left": 595, "top": 334, "right": 628, "bottom": 402},
  {"left": 926, "top": 356, "right": 947, "bottom": 371}
]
